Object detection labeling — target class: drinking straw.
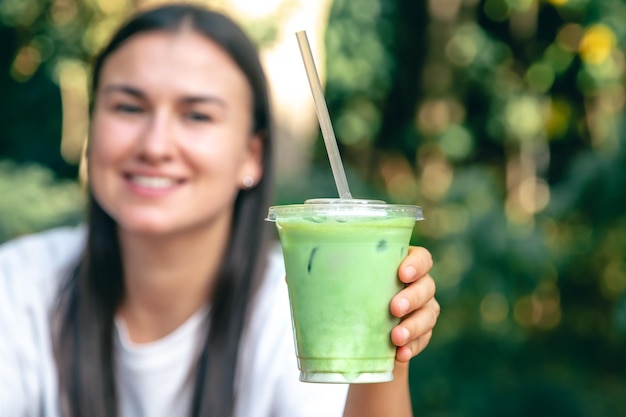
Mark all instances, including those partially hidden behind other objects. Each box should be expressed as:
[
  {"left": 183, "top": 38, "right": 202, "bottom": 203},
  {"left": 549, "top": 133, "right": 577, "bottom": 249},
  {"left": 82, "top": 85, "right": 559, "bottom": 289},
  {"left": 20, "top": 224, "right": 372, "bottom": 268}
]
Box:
[{"left": 296, "top": 31, "right": 352, "bottom": 199}]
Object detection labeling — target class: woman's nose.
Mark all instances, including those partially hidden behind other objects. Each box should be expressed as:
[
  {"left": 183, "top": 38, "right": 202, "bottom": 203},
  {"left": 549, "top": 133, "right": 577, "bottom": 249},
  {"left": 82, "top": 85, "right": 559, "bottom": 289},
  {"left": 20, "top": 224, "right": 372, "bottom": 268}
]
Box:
[{"left": 136, "top": 111, "right": 175, "bottom": 163}]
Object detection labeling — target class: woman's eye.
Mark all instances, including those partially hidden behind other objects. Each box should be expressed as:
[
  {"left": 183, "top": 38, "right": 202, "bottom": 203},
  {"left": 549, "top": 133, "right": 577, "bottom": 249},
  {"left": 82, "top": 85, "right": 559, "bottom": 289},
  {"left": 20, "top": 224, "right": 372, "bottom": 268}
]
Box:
[
  {"left": 185, "top": 112, "right": 212, "bottom": 122},
  {"left": 115, "top": 103, "right": 143, "bottom": 114}
]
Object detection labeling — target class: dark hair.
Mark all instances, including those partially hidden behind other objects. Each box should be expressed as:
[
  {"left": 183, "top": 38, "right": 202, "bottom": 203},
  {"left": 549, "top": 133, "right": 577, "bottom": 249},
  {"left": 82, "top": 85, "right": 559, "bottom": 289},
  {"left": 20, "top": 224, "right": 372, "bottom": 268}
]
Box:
[{"left": 54, "top": 4, "right": 274, "bottom": 417}]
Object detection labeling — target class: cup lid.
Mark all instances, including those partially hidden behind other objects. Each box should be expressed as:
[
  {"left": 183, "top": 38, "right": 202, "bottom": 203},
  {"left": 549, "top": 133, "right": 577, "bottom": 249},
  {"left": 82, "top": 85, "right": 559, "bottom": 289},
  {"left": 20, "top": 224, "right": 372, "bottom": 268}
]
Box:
[{"left": 266, "top": 198, "right": 423, "bottom": 221}]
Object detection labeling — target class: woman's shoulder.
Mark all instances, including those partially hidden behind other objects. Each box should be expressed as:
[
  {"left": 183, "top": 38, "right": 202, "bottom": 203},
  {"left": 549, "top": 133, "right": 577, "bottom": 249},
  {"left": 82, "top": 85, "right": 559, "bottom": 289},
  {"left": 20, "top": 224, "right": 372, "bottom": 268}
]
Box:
[
  {"left": 0, "top": 226, "right": 86, "bottom": 305},
  {"left": 0, "top": 226, "right": 85, "bottom": 416},
  {"left": 0, "top": 226, "right": 85, "bottom": 271},
  {"left": 264, "top": 242, "right": 286, "bottom": 283},
  {"left": 255, "top": 242, "right": 288, "bottom": 311},
  {"left": 246, "top": 241, "right": 288, "bottom": 333}
]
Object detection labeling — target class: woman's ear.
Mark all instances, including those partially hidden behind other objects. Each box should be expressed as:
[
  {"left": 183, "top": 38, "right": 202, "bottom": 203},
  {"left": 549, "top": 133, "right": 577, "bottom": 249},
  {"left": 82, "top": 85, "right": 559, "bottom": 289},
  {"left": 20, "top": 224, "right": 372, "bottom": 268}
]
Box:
[{"left": 238, "top": 133, "right": 264, "bottom": 189}]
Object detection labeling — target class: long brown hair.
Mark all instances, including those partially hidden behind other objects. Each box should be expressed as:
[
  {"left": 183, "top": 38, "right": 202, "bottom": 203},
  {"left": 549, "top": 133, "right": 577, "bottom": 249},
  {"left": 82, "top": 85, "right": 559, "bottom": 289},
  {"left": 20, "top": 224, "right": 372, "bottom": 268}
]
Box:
[{"left": 54, "top": 4, "right": 274, "bottom": 417}]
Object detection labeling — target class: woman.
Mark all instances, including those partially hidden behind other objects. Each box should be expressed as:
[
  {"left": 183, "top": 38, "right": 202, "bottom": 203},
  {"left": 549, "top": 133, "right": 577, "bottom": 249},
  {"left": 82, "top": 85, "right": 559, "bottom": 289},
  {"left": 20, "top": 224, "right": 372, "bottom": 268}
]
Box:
[{"left": 0, "top": 4, "right": 439, "bottom": 417}]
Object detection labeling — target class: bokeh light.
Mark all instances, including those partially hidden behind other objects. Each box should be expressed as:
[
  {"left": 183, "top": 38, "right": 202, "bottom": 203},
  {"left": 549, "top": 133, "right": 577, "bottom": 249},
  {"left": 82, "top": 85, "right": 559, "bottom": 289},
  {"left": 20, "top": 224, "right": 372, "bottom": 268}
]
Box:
[
  {"left": 481, "top": 292, "right": 509, "bottom": 324},
  {"left": 579, "top": 24, "right": 616, "bottom": 65},
  {"left": 11, "top": 45, "right": 41, "bottom": 81}
]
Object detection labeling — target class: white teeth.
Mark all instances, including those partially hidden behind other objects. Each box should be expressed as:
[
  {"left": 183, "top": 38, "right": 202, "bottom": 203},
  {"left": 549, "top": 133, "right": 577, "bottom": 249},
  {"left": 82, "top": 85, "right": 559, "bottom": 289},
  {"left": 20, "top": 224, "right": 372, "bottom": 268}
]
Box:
[{"left": 130, "top": 175, "right": 176, "bottom": 189}]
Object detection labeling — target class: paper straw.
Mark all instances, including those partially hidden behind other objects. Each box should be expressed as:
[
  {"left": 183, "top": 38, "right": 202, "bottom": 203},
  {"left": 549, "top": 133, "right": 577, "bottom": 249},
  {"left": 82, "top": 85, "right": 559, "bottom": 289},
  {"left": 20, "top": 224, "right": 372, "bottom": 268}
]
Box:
[{"left": 296, "top": 31, "right": 352, "bottom": 199}]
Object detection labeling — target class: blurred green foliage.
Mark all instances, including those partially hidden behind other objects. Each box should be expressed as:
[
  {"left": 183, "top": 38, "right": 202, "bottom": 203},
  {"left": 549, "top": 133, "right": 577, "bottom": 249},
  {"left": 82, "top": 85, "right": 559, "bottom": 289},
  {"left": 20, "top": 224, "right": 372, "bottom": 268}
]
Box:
[
  {"left": 1, "top": 0, "right": 625, "bottom": 416},
  {"left": 0, "top": 161, "right": 84, "bottom": 241},
  {"left": 322, "top": 0, "right": 626, "bottom": 415}
]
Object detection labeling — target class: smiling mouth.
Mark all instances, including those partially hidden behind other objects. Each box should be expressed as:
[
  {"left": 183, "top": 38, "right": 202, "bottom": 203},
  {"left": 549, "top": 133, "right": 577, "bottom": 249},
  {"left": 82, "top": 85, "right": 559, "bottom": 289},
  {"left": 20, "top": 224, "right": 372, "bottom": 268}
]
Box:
[{"left": 128, "top": 175, "right": 181, "bottom": 189}]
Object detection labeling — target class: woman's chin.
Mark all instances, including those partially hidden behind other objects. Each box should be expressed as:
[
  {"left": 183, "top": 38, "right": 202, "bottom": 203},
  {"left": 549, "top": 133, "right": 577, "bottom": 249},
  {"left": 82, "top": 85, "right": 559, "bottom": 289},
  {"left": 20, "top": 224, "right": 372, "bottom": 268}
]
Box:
[{"left": 115, "top": 215, "right": 179, "bottom": 237}]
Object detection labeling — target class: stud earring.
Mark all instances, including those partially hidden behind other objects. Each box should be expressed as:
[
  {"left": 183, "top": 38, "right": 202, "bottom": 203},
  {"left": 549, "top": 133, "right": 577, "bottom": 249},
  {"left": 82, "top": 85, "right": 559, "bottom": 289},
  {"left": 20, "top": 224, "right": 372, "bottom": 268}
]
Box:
[{"left": 242, "top": 175, "right": 255, "bottom": 188}]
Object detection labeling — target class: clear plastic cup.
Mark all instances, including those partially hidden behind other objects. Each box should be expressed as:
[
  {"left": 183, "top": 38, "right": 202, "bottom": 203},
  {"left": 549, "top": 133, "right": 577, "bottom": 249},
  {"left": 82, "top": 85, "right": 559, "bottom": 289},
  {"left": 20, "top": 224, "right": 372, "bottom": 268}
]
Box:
[{"left": 267, "top": 198, "right": 423, "bottom": 383}]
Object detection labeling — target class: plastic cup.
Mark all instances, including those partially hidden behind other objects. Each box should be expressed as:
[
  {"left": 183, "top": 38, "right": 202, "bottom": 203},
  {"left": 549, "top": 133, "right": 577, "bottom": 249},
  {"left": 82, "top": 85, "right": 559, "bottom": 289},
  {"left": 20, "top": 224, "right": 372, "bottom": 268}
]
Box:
[{"left": 266, "top": 198, "right": 423, "bottom": 383}]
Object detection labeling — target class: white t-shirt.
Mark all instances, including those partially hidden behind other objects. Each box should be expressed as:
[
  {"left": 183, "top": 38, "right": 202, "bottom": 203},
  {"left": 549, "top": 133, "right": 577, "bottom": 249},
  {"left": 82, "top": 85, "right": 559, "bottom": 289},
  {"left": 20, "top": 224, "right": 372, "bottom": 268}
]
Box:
[{"left": 0, "top": 227, "right": 348, "bottom": 417}]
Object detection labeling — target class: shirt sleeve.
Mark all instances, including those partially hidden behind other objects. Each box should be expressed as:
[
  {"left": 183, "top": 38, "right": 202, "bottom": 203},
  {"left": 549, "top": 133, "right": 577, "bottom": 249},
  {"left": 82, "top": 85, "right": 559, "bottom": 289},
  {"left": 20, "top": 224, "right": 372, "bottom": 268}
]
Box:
[
  {"left": 0, "top": 236, "right": 40, "bottom": 416},
  {"left": 0, "top": 227, "right": 84, "bottom": 417}
]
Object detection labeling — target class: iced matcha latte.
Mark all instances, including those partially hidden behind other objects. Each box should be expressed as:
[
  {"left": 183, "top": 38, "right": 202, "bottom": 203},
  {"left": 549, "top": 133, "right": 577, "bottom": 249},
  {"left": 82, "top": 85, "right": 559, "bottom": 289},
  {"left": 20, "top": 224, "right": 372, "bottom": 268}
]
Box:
[{"left": 267, "top": 199, "right": 422, "bottom": 383}]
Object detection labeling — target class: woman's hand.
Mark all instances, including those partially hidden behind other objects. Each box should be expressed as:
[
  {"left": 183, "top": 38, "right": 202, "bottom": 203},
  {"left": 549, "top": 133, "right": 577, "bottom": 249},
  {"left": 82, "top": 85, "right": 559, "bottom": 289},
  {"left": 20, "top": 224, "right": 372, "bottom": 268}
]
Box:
[{"left": 390, "top": 246, "right": 439, "bottom": 362}]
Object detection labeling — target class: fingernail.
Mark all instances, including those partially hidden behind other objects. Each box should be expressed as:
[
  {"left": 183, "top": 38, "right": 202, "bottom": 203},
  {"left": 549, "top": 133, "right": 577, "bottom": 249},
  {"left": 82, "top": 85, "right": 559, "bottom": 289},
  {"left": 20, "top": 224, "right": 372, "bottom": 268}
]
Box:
[
  {"left": 404, "top": 265, "right": 417, "bottom": 280},
  {"left": 397, "top": 298, "right": 410, "bottom": 315},
  {"left": 400, "top": 327, "right": 410, "bottom": 344}
]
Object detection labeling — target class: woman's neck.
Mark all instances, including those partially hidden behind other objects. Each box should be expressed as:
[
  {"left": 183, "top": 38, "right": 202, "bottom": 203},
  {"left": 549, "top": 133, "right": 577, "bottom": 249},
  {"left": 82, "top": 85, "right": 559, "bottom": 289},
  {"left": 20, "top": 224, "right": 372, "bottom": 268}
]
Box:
[{"left": 116, "top": 222, "right": 229, "bottom": 344}]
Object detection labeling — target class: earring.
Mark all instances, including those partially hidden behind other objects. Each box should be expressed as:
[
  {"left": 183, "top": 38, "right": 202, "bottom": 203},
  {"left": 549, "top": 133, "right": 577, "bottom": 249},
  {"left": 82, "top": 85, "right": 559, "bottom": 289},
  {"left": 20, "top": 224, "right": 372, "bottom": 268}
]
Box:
[{"left": 242, "top": 175, "right": 255, "bottom": 188}]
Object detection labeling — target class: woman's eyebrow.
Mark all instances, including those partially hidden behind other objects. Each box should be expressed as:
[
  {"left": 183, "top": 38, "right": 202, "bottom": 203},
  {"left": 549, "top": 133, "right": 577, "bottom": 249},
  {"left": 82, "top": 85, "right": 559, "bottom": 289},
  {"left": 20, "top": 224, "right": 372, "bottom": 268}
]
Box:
[
  {"left": 101, "top": 84, "right": 145, "bottom": 99},
  {"left": 100, "top": 84, "right": 227, "bottom": 109},
  {"left": 180, "top": 94, "right": 227, "bottom": 109}
]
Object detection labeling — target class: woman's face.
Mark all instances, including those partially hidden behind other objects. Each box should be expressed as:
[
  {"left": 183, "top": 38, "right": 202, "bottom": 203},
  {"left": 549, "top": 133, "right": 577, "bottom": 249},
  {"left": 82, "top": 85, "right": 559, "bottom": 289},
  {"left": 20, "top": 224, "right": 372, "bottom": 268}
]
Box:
[{"left": 89, "top": 29, "right": 263, "bottom": 237}]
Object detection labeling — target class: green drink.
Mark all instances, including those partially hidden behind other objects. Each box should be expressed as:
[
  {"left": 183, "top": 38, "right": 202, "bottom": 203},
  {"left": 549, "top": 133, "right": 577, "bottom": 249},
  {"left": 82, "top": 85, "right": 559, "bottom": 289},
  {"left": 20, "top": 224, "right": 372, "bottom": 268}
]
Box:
[{"left": 267, "top": 199, "right": 422, "bottom": 383}]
